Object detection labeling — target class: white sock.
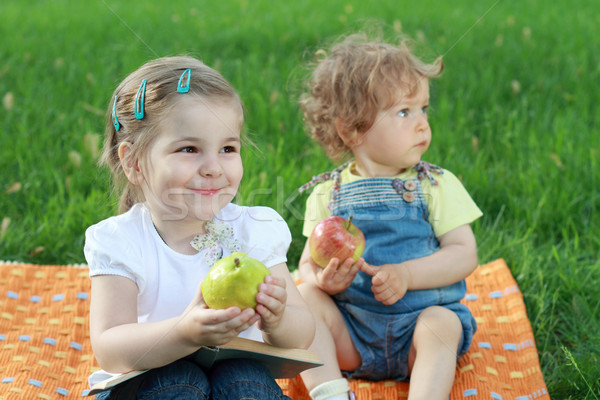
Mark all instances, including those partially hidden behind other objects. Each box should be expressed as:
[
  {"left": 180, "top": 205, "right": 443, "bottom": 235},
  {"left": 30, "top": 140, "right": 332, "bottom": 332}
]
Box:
[{"left": 309, "top": 378, "right": 351, "bottom": 400}]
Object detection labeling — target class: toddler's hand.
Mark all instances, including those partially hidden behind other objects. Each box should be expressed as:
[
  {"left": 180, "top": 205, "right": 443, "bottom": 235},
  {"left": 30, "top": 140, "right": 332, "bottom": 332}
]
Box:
[
  {"left": 315, "top": 257, "right": 363, "bottom": 295},
  {"left": 360, "top": 263, "right": 411, "bottom": 305},
  {"left": 255, "top": 275, "right": 287, "bottom": 333}
]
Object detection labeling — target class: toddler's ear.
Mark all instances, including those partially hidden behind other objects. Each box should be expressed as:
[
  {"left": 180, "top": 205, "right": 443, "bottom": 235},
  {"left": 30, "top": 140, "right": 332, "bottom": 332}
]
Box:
[
  {"left": 118, "top": 142, "right": 144, "bottom": 185},
  {"left": 335, "top": 118, "right": 363, "bottom": 148}
]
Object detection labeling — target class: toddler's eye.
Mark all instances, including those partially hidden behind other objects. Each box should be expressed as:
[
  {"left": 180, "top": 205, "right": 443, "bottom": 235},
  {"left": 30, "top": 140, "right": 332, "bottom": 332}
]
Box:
[
  {"left": 179, "top": 146, "right": 196, "bottom": 153},
  {"left": 397, "top": 109, "right": 409, "bottom": 117},
  {"left": 421, "top": 106, "right": 429, "bottom": 114}
]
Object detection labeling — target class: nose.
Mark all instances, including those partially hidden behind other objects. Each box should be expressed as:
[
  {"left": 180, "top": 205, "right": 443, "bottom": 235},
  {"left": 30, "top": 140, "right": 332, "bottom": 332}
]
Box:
[
  {"left": 199, "top": 155, "right": 223, "bottom": 177},
  {"left": 415, "top": 113, "right": 429, "bottom": 133}
]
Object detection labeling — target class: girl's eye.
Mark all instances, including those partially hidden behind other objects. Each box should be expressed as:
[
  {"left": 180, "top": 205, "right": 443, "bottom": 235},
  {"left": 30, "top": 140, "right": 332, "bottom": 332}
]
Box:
[
  {"left": 178, "top": 146, "right": 197, "bottom": 153},
  {"left": 421, "top": 106, "right": 429, "bottom": 114},
  {"left": 220, "top": 145, "right": 237, "bottom": 154},
  {"left": 397, "top": 109, "right": 409, "bottom": 118}
]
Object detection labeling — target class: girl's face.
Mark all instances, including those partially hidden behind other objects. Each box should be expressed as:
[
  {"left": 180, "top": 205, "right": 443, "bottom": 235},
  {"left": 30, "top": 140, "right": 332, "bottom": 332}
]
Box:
[
  {"left": 138, "top": 96, "right": 244, "bottom": 226},
  {"left": 352, "top": 79, "right": 431, "bottom": 177}
]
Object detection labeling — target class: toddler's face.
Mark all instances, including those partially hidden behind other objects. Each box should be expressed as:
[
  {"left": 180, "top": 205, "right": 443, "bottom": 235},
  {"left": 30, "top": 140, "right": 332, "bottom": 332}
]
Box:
[
  {"left": 352, "top": 79, "right": 431, "bottom": 177},
  {"left": 139, "top": 96, "right": 244, "bottom": 223}
]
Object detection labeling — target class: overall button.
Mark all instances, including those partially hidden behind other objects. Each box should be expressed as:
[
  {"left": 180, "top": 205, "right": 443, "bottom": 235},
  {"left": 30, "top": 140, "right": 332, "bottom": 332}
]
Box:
[
  {"left": 404, "top": 180, "right": 417, "bottom": 191},
  {"left": 392, "top": 178, "right": 404, "bottom": 194},
  {"left": 403, "top": 192, "right": 415, "bottom": 203}
]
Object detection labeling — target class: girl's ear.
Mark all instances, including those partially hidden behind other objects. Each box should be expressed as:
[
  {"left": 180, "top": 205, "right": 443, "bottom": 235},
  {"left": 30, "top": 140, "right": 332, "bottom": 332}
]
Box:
[{"left": 118, "top": 142, "right": 144, "bottom": 184}]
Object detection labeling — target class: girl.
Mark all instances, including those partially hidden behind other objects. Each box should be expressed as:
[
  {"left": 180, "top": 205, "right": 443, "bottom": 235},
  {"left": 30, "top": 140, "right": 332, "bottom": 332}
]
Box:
[
  {"left": 297, "top": 34, "right": 482, "bottom": 400},
  {"left": 84, "top": 56, "right": 315, "bottom": 399}
]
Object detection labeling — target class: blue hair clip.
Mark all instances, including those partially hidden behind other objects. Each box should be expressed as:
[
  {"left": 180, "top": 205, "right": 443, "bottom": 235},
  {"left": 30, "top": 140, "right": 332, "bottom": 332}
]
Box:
[
  {"left": 112, "top": 96, "right": 120, "bottom": 131},
  {"left": 177, "top": 68, "right": 191, "bottom": 93},
  {"left": 134, "top": 79, "right": 147, "bottom": 120}
]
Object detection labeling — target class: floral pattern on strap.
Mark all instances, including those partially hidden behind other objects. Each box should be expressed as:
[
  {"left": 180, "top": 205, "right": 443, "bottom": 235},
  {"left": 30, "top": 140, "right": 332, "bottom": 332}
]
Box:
[
  {"left": 297, "top": 160, "right": 352, "bottom": 194},
  {"left": 413, "top": 161, "right": 444, "bottom": 186},
  {"left": 190, "top": 221, "right": 242, "bottom": 266}
]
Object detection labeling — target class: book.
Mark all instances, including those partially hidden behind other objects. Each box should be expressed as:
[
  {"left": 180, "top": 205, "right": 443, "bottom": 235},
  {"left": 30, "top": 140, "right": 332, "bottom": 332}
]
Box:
[{"left": 87, "top": 337, "right": 322, "bottom": 395}]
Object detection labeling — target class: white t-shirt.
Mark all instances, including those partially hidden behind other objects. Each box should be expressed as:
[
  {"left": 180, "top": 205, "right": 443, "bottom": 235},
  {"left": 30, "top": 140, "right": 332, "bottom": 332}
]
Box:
[{"left": 84, "top": 202, "right": 291, "bottom": 386}]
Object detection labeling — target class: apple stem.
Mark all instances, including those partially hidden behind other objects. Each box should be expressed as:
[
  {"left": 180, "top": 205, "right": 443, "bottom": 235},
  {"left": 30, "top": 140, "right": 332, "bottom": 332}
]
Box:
[
  {"left": 346, "top": 215, "right": 354, "bottom": 230},
  {"left": 234, "top": 258, "right": 240, "bottom": 268}
]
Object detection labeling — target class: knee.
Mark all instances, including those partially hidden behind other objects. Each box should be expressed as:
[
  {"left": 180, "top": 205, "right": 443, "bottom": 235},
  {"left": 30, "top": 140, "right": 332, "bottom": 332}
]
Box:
[
  {"left": 137, "top": 358, "right": 209, "bottom": 398},
  {"left": 297, "top": 283, "right": 337, "bottom": 324},
  {"left": 298, "top": 282, "right": 318, "bottom": 298},
  {"left": 165, "top": 358, "right": 208, "bottom": 386},
  {"left": 210, "top": 359, "right": 285, "bottom": 400},
  {"left": 414, "top": 306, "right": 462, "bottom": 347},
  {"left": 298, "top": 282, "right": 328, "bottom": 308}
]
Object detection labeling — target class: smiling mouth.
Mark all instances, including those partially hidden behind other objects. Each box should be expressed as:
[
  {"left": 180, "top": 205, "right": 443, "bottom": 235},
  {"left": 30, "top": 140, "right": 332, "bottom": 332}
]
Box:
[{"left": 193, "top": 188, "right": 221, "bottom": 196}]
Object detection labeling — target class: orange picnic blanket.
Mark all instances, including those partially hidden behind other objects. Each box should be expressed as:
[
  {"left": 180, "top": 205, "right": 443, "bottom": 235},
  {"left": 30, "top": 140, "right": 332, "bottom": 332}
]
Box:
[{"left": 0, "top": 259, "right": 549, "bottom": 399}]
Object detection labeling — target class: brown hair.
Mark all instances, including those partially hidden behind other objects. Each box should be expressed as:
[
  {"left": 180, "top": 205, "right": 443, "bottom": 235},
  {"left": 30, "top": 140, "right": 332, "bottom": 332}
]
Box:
[
  {"left": 101, "top": 56, "right": 242, "bottom": 213},
  {"left": 299, "top": 33, "right": 443, "bottom": 161}
]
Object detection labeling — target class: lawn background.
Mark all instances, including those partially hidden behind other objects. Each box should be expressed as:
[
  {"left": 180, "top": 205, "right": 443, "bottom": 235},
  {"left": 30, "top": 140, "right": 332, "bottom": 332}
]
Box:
[{"left": 1, "top": 0, "right": 598, "bottom": 397}]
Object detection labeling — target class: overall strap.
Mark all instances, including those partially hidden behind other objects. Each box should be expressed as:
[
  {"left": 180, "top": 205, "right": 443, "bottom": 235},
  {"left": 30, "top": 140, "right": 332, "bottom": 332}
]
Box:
[
  {"left": 413, "top": 160, "right": 444, "bottom": 186},
  {"left": 298, "top": 160, "right": 352, "bottom": 194}
]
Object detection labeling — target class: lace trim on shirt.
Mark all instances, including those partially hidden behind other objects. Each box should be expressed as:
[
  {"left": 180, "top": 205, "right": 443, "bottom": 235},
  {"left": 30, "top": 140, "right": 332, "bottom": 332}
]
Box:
[{"left": 190, "top": 221, "right": 242, "bottom": 266}]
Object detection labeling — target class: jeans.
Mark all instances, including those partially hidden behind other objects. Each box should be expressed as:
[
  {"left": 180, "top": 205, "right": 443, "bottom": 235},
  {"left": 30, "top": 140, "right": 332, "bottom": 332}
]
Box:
[{"left": 95, "top": 358, "right": 291, "bottom": 400}]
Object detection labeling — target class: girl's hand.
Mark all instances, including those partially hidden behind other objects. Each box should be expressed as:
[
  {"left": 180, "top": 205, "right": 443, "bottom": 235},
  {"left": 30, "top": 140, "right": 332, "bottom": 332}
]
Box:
[
  {"left": 180, "top": 287, "right": 260, "bottom": 347},
  {"left": 360, "top": 262, "right": 411, "bottom": 305},
  {"left": 314, "top": 257, "right": 363, "bottom": 295},
  {"left": 255, "top": 275, "right": 287, "bottom": 332}
]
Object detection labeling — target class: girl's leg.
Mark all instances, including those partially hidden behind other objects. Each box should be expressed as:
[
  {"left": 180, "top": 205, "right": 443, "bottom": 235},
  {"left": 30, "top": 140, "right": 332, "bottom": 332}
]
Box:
[
  {"left": 95, "top": 358, "right": 210, "bottom": 400},
  {"left": 407, "top": 306, "right": 462, "bottom": 400},
  {"left": 209, "top": 358, "right": 291, "bottom": 400}
]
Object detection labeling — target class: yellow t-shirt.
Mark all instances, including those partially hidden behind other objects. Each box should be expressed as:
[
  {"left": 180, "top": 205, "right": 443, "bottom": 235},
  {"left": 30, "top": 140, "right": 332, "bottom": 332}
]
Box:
[{"left": 302, "top": 161, "right": 482, "bottom": 238}]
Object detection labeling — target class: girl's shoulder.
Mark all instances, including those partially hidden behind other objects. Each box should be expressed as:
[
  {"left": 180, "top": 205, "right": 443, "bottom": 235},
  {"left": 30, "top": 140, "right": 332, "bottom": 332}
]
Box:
[
  {"left": 220, "top": 203, "right": 291, "bottom": 267},
  {"left": 218, "top": 203, "right": 286, "bottom": 225},
  {"left": 84, "top": 204, "right": 157, "bottom": 283},
  {"left": 219, "top": 203, "right": 290, "bottom": 240},
  {"left": 85, "top": 203, "right": 149, "bottom": 240}
]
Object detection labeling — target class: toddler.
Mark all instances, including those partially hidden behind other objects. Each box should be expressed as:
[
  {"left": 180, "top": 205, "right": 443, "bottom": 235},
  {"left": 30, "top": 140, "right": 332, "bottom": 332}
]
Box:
[{"left": 297, "top": 33, "right": 482, "bottom": 400}]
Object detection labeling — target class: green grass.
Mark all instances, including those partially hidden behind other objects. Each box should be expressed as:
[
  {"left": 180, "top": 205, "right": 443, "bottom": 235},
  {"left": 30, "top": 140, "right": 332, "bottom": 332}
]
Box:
[{"left": 1, "top": 0, "right": 598, "bottom": 397}]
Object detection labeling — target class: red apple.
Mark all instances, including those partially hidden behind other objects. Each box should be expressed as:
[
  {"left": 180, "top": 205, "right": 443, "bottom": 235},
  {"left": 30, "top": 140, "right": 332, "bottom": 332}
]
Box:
[{"left": 309, "top": 215, "right": 365, "bottom": 268}]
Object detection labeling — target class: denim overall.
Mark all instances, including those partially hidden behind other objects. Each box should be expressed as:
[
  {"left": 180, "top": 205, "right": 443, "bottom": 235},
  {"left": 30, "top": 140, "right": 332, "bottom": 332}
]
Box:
[{"left": 310, "top": 162, "right": 476, "bottom": 380}]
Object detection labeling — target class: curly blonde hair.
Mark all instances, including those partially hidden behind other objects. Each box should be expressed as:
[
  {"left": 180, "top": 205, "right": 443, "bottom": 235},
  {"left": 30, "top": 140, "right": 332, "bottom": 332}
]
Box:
[
  {"left": 299, "top": 33, "right": 443, "bottom": 161},
  {"left": 101, "top": 56, "right": 242, "bottom": 213}
]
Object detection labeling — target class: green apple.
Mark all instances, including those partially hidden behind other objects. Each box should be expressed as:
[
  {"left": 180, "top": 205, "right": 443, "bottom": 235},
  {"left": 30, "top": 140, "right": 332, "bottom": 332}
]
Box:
[{"left": 201, "top": 252, "right": 271, "bottom": 310}]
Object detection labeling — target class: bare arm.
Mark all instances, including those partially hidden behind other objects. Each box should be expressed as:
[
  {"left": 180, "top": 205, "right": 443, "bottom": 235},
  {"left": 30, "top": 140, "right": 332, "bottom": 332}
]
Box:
[
  {"left": 256, "top": 263, "right": 315, "bottom": 349},
  {"left": 404, "top": 224, "right": 478, "bottom": 289},
  {"left": 298, "top": 242, "right": 320, "bottom": 286},
  {"left": 362, "top": 224, "right": 478, "bottom": 305},
  {"left": 90, "top": 275, "right": 260, "bottom": 373}
]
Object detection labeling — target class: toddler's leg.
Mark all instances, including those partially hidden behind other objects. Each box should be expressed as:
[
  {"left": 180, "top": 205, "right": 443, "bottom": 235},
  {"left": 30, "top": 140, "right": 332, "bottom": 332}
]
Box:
[
  {"left": 407, "top": 306, "right": 462, "bottom": 400},
  {"left": 298, "top": 283, "right": 358, "bottom": 400},
  {"left": 210, "top": 358, "right": 291, "bottom": 400},
  {"left": 95, "top": 358, "right": 210, "bottom": 399}
]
